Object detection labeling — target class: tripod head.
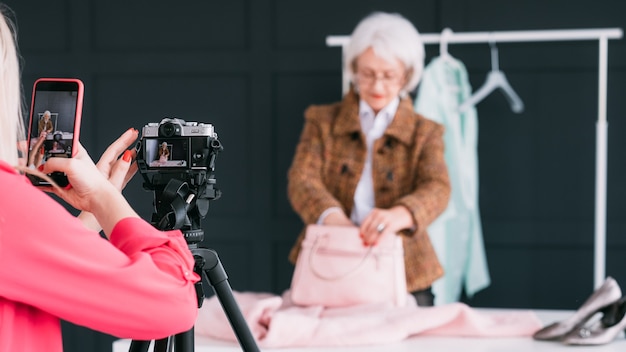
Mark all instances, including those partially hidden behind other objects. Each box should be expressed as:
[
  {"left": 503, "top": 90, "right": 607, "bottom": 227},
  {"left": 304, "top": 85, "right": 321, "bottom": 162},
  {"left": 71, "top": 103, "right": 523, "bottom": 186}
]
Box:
[{"left": 143, "top": 173, "right": 220, "bottom": 246}]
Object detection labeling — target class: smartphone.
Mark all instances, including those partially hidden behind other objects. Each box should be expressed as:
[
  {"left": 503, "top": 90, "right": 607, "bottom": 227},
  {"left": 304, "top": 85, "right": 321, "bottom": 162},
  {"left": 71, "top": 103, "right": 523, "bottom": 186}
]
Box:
[{"left": 26, "top": 78, "right": 84, "bottom": 187}]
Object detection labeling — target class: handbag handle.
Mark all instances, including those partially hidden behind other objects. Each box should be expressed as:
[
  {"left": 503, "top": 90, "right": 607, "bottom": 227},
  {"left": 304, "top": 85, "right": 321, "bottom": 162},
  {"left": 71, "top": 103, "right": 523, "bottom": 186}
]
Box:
[{"left": 307, "top": 233, "right": 374, "bottom": 281}]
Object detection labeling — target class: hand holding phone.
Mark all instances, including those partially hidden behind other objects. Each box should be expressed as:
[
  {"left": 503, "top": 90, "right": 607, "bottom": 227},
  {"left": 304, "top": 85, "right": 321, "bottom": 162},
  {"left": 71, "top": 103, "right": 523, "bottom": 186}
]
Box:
[{"left": 26, "top": 78, "right": 84, "bottom": 187}]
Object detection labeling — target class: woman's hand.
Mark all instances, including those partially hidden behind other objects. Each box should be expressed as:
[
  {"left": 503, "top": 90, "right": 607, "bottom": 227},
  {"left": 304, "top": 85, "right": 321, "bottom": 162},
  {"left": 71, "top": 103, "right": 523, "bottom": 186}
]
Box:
[
  {"left": 360, "top": 206, "right": 415, "bottom": 246},
  {"left": 25, "top": 131, "right": 48, "bottom": 168},
  {"left": 40, "top": 130, "right": 141, "bottom": 236},
  {"left": 74, "top": 128, "right": 139, "bottom": 231},
  {"left": 92, "top": 128, "right": 139, "bottom": 190},
  {"left": 322, "top": 211, "right": 354, "bottom": 227},
  {"left": 41, "top": 128, "right": 138, "bottom": 212},
  {"left": 40, "top": 144, "right": 119, "bottom": 212}
]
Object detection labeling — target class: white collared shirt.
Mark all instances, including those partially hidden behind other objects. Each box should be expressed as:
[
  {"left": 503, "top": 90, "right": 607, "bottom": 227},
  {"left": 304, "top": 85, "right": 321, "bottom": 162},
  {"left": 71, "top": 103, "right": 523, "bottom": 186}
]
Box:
[
  {"left": 318, "top": 97, "right": 399, "bottom": 225},
  {"left": 350, "top": 98, "right": 399, "bottom": 224}
]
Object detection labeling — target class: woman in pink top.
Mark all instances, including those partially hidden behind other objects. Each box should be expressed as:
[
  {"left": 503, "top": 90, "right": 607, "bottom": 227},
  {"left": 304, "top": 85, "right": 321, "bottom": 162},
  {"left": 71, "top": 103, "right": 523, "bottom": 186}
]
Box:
[{"left": 0, "top": 5, "right": 200, "bottom": 352}]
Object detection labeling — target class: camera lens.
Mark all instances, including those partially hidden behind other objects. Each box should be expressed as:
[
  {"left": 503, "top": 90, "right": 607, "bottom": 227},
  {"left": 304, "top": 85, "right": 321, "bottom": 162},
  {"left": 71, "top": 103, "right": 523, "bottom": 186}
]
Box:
[{"left": 159, "top": 122, "right": 178, "bottom": 137}]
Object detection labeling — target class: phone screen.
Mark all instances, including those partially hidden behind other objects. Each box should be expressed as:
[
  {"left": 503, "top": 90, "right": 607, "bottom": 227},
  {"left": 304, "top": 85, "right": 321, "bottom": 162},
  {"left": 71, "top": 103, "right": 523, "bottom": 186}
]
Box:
[{"left": 26, "top": 78, "right": 84, "bottom": 186}]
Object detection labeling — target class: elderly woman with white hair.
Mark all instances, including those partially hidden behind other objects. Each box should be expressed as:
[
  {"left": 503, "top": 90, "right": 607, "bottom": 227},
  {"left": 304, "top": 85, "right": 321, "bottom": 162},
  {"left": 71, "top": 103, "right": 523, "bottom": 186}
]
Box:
[
  {"left": 287, "top": 12, "right": 451, "bottom": 306},
  {"left": 38, "top": 110, "right": 54, "bottom": 135}
]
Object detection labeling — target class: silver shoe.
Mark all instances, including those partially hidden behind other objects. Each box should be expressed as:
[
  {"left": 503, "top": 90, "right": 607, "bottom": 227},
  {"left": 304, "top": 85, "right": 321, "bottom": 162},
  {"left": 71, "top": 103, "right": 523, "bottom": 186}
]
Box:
[
  {"left": 532, "top": 277, "right": 622, "bottom": 341},
  {"left": 562, "top": 296, "right": 626, "bottom": 345}
]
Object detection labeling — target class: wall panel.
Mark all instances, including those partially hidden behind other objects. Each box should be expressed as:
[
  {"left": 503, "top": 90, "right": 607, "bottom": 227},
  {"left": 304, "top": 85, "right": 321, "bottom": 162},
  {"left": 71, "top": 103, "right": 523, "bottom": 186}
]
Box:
[
  {"left": 273, "top": 0, "right": 438, "bottom": 49},
  {"left": 92, "top": 1, "right": 248, "bottom": 52},
  {"left": 6, "top": 1, "right": 70, "bottom": 52}
]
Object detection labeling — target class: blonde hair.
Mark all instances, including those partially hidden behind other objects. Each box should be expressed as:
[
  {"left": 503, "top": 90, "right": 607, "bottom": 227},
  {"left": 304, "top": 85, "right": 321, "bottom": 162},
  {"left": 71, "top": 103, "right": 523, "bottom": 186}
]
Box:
[
  {"left": 0, "top": 5, "right": 24, "bottom": 167},
  {"left": 345, "top": 12, "right": 425, "bottom": 95}
]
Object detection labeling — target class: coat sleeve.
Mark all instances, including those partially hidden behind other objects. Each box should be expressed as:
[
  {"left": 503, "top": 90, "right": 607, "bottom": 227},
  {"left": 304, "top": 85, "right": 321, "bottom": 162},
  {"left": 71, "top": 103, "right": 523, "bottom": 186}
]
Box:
[
  {"left": 287, "top": 106, "right": 344, "bottom": 224},
  {"left": 395, "top": 122, "right": 451, "bottom": 235},
  {"left": 0, "top": 172, "right": 200, "bottom": 340}
]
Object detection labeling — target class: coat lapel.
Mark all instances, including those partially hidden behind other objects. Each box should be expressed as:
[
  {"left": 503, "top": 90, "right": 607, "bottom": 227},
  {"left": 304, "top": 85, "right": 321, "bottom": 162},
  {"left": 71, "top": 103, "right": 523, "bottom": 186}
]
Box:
[
  {"left": 383, "top": 97, "right": 420, "bottom": 146},
  {"left": 332, "top": 90, "right": 362, "bottom": 138}
]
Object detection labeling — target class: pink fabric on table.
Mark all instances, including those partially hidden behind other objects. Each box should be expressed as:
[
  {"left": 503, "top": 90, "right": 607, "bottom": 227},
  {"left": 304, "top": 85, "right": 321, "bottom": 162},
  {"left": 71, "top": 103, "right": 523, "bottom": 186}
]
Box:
[{"left": 195, "top": 290, "right": 542, "bottom": 348}]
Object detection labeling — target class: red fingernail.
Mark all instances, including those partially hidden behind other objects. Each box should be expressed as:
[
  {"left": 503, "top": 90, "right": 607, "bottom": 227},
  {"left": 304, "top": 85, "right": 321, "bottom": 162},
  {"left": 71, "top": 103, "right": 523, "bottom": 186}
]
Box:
[
  {"left": 37, "top": 165, "right": 44, "bottom": 171},
  {"left": 122, "top": 150, "right": 132, "bottom": 162},
  {"left": 64, "top": 184, "right": 72, "bottom": 190}
]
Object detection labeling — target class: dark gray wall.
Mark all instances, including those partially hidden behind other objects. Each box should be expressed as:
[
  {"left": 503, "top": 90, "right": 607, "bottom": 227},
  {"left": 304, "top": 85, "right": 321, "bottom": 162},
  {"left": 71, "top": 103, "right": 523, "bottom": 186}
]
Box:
[{"left": 4, "top": 0, "right": 626, "bottom": 351}]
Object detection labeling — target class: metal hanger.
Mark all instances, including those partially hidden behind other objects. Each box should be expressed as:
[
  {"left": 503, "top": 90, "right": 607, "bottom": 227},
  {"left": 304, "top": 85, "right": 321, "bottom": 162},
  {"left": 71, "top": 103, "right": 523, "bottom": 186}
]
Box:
[
  {"left": 439, "top": 28, "right": 454, "bottom": 62},
  {"left": 459, "top": 39, "right": 524, "bottom": 113}
]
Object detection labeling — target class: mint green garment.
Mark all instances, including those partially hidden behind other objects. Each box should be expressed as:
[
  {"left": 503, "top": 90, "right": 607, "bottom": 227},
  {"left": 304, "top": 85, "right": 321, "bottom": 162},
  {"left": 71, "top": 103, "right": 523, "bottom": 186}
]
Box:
[{"left": 414, "top": 56, "right": 490, "bottom": 305}]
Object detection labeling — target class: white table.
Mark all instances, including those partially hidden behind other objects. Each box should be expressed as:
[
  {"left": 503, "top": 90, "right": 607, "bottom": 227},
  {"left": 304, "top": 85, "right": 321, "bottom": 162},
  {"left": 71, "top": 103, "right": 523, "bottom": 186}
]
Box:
[{"left": 113, "top": 309, "right": 626, "bottom": 351}]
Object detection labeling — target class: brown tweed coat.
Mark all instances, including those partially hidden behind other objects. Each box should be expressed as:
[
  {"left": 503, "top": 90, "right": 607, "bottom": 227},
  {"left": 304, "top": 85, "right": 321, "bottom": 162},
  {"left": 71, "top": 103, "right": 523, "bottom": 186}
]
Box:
[{"left": 287, "top": 90, "right": 451, "bottom": 292}]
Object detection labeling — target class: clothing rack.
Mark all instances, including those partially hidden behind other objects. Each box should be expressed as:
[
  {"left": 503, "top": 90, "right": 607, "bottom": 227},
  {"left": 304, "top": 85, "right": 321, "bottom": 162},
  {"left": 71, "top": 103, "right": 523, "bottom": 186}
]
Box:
[{"left": 326, "top": 28, "right": 623, "bottom": 290}]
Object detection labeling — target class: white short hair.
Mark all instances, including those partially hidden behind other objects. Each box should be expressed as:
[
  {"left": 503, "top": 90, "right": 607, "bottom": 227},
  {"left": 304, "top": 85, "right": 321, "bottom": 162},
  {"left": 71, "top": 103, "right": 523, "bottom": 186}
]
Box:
[{"left": 345, "top": 12, "right": 425, "bottom": 94}]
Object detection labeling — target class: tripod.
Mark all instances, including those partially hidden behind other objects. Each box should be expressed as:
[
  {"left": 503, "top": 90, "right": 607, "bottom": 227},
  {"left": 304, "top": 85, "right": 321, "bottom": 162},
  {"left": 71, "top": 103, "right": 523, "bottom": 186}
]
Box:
[{"left": 128, "top": 178, "right": 260, "bottom": 352}]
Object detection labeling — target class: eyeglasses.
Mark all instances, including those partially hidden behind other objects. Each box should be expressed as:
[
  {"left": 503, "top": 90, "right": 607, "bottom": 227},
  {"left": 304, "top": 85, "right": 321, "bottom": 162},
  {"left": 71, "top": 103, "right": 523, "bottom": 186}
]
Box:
[{"left": 356, "top": 70, "right": 404, "bottom": 87}]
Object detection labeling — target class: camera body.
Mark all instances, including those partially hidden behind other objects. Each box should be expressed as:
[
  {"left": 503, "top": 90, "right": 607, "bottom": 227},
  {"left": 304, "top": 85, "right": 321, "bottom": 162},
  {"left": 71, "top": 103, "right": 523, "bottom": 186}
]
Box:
[
  {"left": 139, "top": 117, "right": 220, "bottom": 170},
  {"left": 142, "top": 117, "right": 216, "bottom": 139}
]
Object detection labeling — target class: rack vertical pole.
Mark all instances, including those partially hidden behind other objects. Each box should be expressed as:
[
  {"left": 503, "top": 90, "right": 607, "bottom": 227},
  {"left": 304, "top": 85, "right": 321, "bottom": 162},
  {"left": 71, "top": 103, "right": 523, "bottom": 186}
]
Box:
[{"left": 594, "top": 36, "right": 609, "bottom": 289}]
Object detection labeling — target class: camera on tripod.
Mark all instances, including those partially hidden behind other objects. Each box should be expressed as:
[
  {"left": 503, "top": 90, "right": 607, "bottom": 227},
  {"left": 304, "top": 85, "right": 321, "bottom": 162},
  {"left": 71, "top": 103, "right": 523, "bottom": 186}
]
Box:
[
  {"left": 130, "top": 118, "right": 259, "bottom": 352},
  {"left": 136, "top": 117, "right": 223, "bottom": 245}
]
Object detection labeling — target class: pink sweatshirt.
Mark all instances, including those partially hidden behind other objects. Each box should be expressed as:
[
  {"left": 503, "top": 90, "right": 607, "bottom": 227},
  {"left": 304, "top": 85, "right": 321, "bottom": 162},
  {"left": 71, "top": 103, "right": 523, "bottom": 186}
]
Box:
[{"left": 0, "top": 161, "right": 201, "bottom": 351}]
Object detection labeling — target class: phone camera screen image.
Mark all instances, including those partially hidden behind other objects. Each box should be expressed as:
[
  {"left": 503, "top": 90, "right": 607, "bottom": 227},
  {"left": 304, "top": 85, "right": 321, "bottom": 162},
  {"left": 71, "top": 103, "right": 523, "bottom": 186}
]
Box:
[{"left": 26, "top": 79, "right": 84, "bottom": 186}]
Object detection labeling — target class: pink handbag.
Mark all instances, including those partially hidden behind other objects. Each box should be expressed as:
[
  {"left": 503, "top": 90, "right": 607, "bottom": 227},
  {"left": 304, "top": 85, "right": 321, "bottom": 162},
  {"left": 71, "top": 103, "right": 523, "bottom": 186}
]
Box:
[{"left": 290, "top": 224, "right": 407, "bottom": 307}]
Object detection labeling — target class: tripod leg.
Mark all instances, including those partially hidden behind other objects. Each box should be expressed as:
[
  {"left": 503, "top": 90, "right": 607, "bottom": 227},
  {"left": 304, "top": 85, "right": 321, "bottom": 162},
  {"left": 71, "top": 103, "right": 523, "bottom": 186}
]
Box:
[
  {"left": 174, "top": 328, "right": 194, "bottom": 352},
  {"left": 212, "top": 280, "right": 259, "bottom": 351},
  {"left": 153, "top": 336, "right": 174, "bottom": 352},
  {"left": 128, "top": 340, "right": 151, "bottom": 352},
  {"left": 195, "top": 248, "right": 260, "bottom": 352}
]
